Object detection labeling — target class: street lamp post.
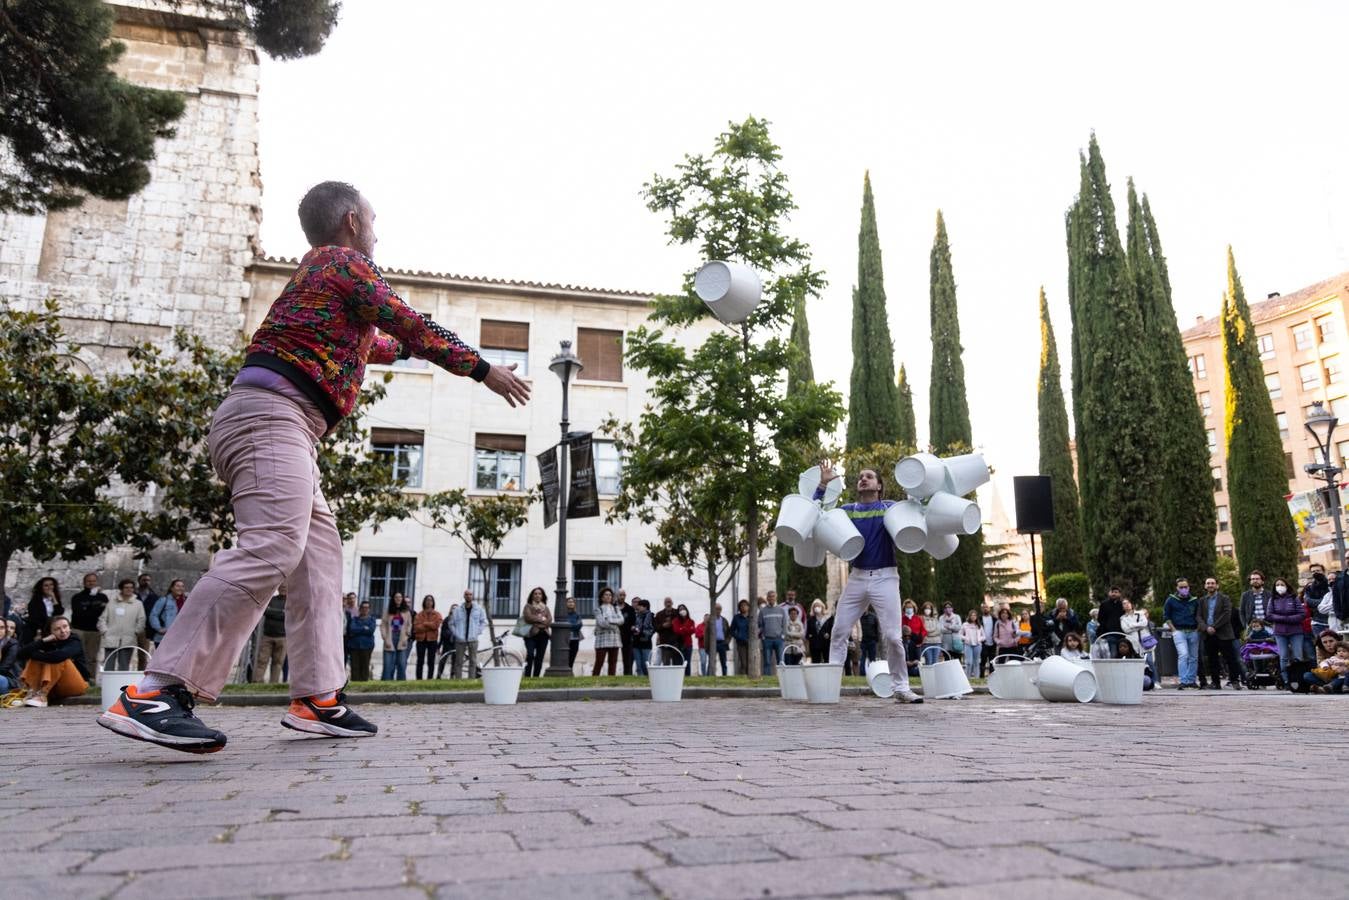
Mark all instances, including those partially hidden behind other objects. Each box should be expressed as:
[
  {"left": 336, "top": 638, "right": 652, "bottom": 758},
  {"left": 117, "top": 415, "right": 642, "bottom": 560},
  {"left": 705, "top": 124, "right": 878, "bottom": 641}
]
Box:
[
  {"left": 1303, "top": 401, "right": 1346, "bottom": 565},
  {"left": 545, "top": 340, "right": 583, "bottom": 676}
]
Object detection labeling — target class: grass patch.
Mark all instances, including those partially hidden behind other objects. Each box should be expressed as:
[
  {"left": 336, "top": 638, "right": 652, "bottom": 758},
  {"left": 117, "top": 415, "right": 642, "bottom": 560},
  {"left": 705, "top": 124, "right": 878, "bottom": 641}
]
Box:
[{"left": 213, "top": 673, "right": 954, "bottom": 694}]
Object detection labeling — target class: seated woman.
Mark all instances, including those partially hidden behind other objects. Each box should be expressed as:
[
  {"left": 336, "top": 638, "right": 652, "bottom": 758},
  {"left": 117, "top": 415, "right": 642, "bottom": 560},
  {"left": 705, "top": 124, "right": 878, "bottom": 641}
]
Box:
[
  {"left": 1115, "top": 638, "right": 1155, "bottom": 690},
  {"left": 16, "top": 616, "right": 91, "bottom": 707},
  {"left": 1303, "top": 629, "right": 1344, "bottom": 693},
  {"left": 1059, "top": 632, "right": 1089, "bottom": 661}
]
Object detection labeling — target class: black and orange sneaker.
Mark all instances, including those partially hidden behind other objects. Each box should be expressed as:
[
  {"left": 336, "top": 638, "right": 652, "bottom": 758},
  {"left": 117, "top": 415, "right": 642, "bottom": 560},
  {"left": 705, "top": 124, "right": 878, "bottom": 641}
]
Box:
[
  {"left": 97, "top": 684, "right": 228, "bottom": 754},
  {"left": 281, "top": 691, "right": 377, "bottom": 738}
]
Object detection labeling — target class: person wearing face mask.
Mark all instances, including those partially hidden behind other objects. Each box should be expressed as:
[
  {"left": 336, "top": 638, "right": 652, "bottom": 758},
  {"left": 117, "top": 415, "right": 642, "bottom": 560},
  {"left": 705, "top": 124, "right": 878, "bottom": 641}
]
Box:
[
  {"left": 1267, "top": 576, "right": 1307, "bottom": 685},
  {"left": 1163, "top": 578, "right": 1201, "bottom": 689}
]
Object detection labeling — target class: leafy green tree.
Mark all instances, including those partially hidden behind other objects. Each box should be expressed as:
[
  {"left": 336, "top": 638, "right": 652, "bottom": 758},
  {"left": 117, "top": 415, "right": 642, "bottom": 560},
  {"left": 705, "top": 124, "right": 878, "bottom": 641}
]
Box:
[
  {"left": 891, "top": 364, "right": 932, "bottom": 602},
  {"left": 1036, "top": 288, "right": 1085, "bottom": 578},
  {"left": 928, "top": 211, "right": 984, "bottom": 605},
  {"left": 776, "top": 291, "right": 830, "bottom": 602},
  {"left": 895, "top": 364, "right": 917, "bottom": 449},
  {"left": 0, "top": 0, "right": 339, "bottom": 214},
  {"left": 984, "top": 541, "right": 1030, "bottom": 600},
  {"left": 1065, "top": 135, "right": 1159, "bottom": 600},
  {"left": 1126, "top": 183, "right": 1216, "bottom": 595},
  {"left": 846, "top": 172, "right": 900, "bottom": 451},
  {"left": 1221, "top": 247, "right": 1298, "bottom": 580},
  {"left": 1044, "top": 571, "right": 1091, "bottom": 625},
  {"left": 610, "top": 117, "right": 845, "bottom": 677},
  {"left": 0, "top": 302, "right": 133, "bottom": 590}
]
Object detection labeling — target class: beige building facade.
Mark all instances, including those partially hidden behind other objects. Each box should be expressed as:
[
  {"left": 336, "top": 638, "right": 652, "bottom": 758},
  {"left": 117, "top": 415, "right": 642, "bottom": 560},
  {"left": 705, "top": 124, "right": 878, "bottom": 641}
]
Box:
[{"left": 1180, "top": 270, "right": 1349, "bottom": 570}]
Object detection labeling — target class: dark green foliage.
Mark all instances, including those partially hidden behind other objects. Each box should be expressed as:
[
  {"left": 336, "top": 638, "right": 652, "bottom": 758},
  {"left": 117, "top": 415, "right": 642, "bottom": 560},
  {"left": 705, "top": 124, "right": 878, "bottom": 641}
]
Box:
[
  {"left": 984, "top": 542, "right": 1030, "bottom": 599},
  {"left": 1044, "top": 571, "right": 1091, "bottom": 625},
  {"left": 1221, "top": 248, "right": 1299, "bottom": 580},
  {"left": 777, "top": 291, "right": 829, "bottom": 602},
  {"left": 1065, "top": 136, "right": 1159, "bottom": 601},
  {"left": 928, "top": 212, "right": 984, "bottom": 606},
  {"left": 846, "top": 173, "right": 900, "bottom": 451},
  {"left": 1126, "top": 184, "right": 1217, "bottom": 594},
  {"left": 1036, "top": 288, "right": 1085, "bottom": 578},
  {"left": 895, "top": 364, "right": 917, "bottom": 448},
  {"left": 892, "top": 365, "right": 931, "bottom": 601},
  {"left": 0, "top": 0, "right": 337, "bottom": 214}
]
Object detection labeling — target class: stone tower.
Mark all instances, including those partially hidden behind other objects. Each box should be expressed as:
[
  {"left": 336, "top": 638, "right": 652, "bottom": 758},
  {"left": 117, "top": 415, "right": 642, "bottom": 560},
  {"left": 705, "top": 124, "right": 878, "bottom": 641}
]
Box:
[{"left": 0, "top": 0, "right": 261, "bottom": 594}]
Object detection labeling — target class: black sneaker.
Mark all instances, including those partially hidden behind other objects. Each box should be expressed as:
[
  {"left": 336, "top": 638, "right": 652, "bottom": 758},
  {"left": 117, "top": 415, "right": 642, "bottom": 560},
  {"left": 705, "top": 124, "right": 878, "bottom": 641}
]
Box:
[
  {"left": 98, "top": 684, "right": 228, "bottom": 754},
  {"left": 282, "top": 692, "right": 377, "bottom": 738}
]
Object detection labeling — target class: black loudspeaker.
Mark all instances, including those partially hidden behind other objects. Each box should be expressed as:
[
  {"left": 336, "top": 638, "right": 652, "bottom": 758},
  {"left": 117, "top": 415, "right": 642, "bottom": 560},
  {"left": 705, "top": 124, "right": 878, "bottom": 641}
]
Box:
[{"left": 1014, "top": 475, "right": 1055, "bottom": 534}]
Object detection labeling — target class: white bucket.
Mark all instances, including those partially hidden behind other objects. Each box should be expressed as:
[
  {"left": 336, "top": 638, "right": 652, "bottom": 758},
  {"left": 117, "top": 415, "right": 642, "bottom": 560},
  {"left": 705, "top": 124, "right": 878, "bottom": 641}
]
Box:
[
  {"left": 797, "top": 466, "right": 844, "bottom": 509},
  {"left": 923, "top": 531, "right": 960, "bottom": 560},
  {"left": 1035, "top": 655, "right": 1097, "bottom": 703},
  {"left": 774, "top": 494, "right": 820, "bottom": 548},
  {"left": 918, "top": 649, "right": 973, "bottom": 700},
  {"left": 924, "top": 492, "right": 981, "bottom": 535},
  {"left": 895, "top": 453, "right": 946, "bottom": 500},
  {"left": 481, "top": 665, "right": 525, "bottom": 705},
  {"left": 99, "top": 646, "right": 150, "bottom": 710},
  {"left": 865, "top": 659, "right": 894, "bottom": 698},
  {"left": 802, "top": 662, "right": 844, "bottom": 704},
  {"left": 693, "top": 260, "right": 762, "bottom": 324},
  {"left": 777, "top": 662, "right": 807, "bottom": 701},
  {"left": 648, "top": 645, "right": 686, "bottom": 702},
  {"left": 813, "top": 508, "right": 864, "bottom": 560},
  {"left": 988, "top": 655, "right": 1042, "bottom": 701},
  {"left": 942, "top": 452, "right": 990, "bottom": 496},
  {"left": 884, "top": 500, "right": 928, "bottom": 553},
  {"left": 793, "top": 538, "right": 826, "bottom": 567},
  {"left": 1090, "top": 632, "right": 1146, "bottom": 704}
]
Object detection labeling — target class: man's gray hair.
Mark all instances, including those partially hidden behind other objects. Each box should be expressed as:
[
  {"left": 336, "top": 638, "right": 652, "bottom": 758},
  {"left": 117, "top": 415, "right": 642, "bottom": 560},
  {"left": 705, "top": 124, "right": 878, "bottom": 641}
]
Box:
[{"left": 297, "top": 181, "right": 362, "bottom": 247}]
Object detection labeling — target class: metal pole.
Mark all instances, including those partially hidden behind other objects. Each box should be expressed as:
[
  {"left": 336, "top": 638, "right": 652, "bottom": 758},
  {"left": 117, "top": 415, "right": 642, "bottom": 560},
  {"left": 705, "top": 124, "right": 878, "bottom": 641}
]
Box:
[
  {"left": 546, "top": 368, "right": 574, "bottom": 676},
  {"left": 1329, "top": 470, "right": 1346, "bottom": 565}
]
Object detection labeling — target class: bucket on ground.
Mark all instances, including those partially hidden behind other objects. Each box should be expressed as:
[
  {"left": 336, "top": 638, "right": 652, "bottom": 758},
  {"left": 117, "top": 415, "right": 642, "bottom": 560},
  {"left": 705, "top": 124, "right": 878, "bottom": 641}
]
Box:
[
  {"left": 648, "top": 645, "right": 686, "bottom": 702},
  {"left": 865, "top": 659, "right": 894, "bottom": 698},
  {"left": 777, "top": 660, "right": 807, "bottom": 701},
  {"left": 813, "top": 508, "right": 865, "bottom": 560},
  {"left": 1035, "top": 655, "right": 1097, "bottom": 703},
  {"left": 99, "top": 646, "right": 150, "bottom": 710},
  {"left": 802, "top": 662, "right": 844, "bottom": 703},
  {"left": 988, "top": 655, "right": 1041, "bottom": 701},
  {"left": 884, "top": 500, "right": 928, "bottom": 553},
  {"left": 918, "top": 648, "right": 972, "bottom": 699},
  {"left": 775, "top": 494, "right": 821, "bottom": 548},
  {"left": 1090, "top": 632, "right": 1146, "bottom": 705}
]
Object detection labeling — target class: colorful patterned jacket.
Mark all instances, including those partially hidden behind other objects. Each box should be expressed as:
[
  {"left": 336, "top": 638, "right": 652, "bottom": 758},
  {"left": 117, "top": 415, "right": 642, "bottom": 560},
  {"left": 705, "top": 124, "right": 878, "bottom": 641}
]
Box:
[{"left": 244, "top": 245, "right": 488, "bottom": 427}]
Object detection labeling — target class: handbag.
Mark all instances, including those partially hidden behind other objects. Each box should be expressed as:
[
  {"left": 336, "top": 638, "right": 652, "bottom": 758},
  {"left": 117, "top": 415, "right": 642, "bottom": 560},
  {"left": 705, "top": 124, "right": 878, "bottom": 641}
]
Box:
[
  {"left": 1140, "top": 632, "right": 1158, "bottom": 651},
  {"left": 511, "top": 616, "right": 532, "bottom": 638},
  {"left": 951, "top": 636, "right": 965, "bottom": 653}
]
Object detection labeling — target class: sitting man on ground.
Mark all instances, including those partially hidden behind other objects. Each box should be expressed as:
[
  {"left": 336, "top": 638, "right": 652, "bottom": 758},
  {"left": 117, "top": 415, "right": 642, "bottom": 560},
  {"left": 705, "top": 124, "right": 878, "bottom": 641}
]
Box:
[{"left": 16, "top": 616, "right": 91, "bottom": 707}]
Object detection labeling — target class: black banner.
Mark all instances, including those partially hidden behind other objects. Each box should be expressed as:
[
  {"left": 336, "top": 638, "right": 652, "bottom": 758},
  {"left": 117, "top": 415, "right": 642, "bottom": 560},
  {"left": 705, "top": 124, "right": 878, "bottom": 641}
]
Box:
[
  {"left": 567, "top": 432, "right": 600, "bottom": 520},
  {"left": 537, "top": 446, "right": 560, "bottom": 528}
]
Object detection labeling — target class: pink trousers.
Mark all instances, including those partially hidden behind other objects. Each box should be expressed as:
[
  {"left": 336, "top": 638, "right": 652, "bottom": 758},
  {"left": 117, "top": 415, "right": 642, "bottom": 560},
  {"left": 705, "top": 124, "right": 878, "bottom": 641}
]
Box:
[{"left": 148, "top": 386, "right": 344, "bottom": 701}]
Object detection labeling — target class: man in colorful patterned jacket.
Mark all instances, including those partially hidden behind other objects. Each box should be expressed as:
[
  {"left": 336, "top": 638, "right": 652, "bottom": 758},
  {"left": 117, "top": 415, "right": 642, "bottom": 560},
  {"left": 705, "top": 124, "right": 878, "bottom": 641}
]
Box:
[{"left": 99, "top": 182, "right": 530, "bottom": 753}]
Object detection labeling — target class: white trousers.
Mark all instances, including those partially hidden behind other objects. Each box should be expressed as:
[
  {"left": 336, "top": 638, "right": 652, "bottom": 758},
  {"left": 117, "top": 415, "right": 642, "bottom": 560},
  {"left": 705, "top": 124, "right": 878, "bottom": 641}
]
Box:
[{"left": 829, "top": 567, "right": 907, "bottom": 683}]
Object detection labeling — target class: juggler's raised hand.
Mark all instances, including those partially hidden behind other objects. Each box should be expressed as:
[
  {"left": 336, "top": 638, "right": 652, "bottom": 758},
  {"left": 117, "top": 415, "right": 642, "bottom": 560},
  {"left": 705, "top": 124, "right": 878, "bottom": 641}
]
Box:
[{"left": 484, "top": 362, "right": 531, "bottom": 407}]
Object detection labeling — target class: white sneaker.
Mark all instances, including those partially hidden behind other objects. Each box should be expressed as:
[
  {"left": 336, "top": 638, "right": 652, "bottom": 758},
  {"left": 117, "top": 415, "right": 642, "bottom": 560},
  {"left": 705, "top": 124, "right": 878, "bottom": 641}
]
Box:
[
  {"left": 895, "top": 689, "right": 923, "bottom": 704},
  {"left": 23, "top": 693, "right": 48, "bottom": 708}
]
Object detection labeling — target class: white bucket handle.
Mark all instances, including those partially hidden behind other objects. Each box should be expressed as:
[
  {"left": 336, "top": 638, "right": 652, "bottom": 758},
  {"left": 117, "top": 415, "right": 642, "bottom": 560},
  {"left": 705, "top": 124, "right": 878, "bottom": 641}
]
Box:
[
  {"left": 99, "top": 645, "right": 151, "bottom": 675},
  {"left": 991, "top": 653, "right": 1031, "bottom": 668},
  {"left": 651, "top": 644, "right": 685, "bottom": 666},
  {"left": 1090, "top": 631, "right": 1131, "bottom": 657},
  {"left": 920, "top": 646, "right": 952, "bottom": 666}
]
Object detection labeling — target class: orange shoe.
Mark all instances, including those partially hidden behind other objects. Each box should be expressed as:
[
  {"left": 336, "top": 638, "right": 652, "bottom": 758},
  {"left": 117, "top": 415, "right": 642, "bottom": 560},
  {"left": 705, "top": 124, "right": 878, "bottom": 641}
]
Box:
[
  {"left": 281, "top": 691, "right": 377, "bottom": 738},
  {"left": 97, "top": 684, "right": 227, "bottom": 753}
]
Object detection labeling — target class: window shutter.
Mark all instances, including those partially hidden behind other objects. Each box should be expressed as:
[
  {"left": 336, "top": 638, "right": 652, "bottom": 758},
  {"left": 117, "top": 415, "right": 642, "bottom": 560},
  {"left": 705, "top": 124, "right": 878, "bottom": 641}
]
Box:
[
  {"left": 577, "top": 328, "right": 623, "bottom": 382},
  {"left": 476, "top": 433, "right": 527, "bottom": 452},
  {"left": 481, "top": 320, "right": 529, "bottom": 351},
  {"left": 371, "top": 428, "right": 424, "bottom": 445}
]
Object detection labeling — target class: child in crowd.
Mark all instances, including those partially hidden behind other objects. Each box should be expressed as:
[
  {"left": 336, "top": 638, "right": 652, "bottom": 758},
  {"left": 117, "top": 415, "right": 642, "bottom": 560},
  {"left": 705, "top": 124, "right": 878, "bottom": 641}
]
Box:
[
  {"left": 1317, "top": 641, "right": 1349, "bottom": 693},
  {"left": 1115, "top": 638, "right": 1155, "bottom": 690},
  {"left": 1246, "top": 618, "right": 1274, "bottom": 642},
  {"left": 1059, "top": 632, "right": 1088, "bottom": 661}
]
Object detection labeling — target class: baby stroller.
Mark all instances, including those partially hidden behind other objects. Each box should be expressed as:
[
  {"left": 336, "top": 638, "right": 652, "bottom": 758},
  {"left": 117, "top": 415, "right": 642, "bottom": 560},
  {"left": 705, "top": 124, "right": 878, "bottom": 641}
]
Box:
[{"left": 1241, "top": 640, "right": 1284, "bottom": 690}]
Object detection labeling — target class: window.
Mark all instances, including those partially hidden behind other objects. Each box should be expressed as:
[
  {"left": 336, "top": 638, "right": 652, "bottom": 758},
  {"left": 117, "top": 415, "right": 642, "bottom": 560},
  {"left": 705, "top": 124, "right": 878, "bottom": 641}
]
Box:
[
  {"left": 1294, "top": 324, "right": 1314, "bottom": 350},
  {"left": 1299, "top": 362, "right": 1320, "bottom": 390},
  {"left": 469, "top": 559, "right": 521, "bottom": 618},
  {"left": 1218, "top": 546, "right": 1235, "bottom": 559},
  {"left": 1265, "top": 372, "right": 1282, "bottom": 400},
  {"left": 576, "top": 328, "right": 624, "bottom": 382},
  {"left": 1286, "top": 452, "right": 1296, "bottom": 480},
  {"left": 1199, "top": 391, "right": 1212, "bottom": 417},
  {"left": 1333, "top": 398, "right": 1349, "bottom": 421},
  {"left": 1338, "top": 441, "right": 1349, "bottom": 467},
  {"left": 572, "top": 561, "right": 621, "bottom": 617},
  {"left": 1275, "top": 411, "right": 1289, "bottom": 440},
  {"left": 1206, "top": 429, "right": 1217, "bottom": 453},
  {"left": 1257, "top": 333, "right": 1275, "bottom": 360},
  {"left": 359, "top": 557, "right": 417, "bottom": 618},
  {"left": 1318, "top": 316, "right": 1339, "bottom": 344},
  {"left": 479, "top": 320, "right": 529, "bottom": 375},
  {"left": 1217, "top": 505, "right": 1230, "bottom": 533},
  {"left": 371, "top": 428, "right": 424, "bottom": 488},
  {"left": 1326, "top": 356, "right": 1344, "bottom": 385},
  {"left": 594, "top": 440, "right": 621, "bottom": 495},
  {"left": 1212, "top": 466, "right": 1223, "bottom": 492},
  {"left": 1188, "top": 354, "right": 1207, "bottom": 380},
  {"left": 475, "top": 433, "right": 526, "bottom": 491}
]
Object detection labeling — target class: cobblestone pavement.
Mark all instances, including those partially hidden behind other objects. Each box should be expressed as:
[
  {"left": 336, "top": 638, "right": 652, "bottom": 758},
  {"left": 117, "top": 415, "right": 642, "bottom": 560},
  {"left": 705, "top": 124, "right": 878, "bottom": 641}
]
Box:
[{"left": 6, "top": 691, "right": 1344, "bottom": 899}]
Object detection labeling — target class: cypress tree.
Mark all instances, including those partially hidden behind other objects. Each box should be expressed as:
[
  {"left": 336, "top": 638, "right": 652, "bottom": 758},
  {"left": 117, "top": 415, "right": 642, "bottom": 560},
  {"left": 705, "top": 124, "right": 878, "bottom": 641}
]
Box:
[
  {"left": 928, "top": 211, "right": 984, "bottom": 606},
  {"left": 1221, "top": 248, "right": 1299, "bottom": 579},
  {"left": 893, "top": 364, "right": 933, "bottom": 603},
  {"left": 1126, "top": 184, "right": 1217, "bottom": 593},
  {"left": 846, "top": 172, "right": 900, "bottom": 451},
  {"left": 1036, "top": 288, "right": 1085, "bottom": 579},
  {"left": 776, "top": 290, "right": 830, "bottom": 601},
  {"left": 1065, "top": 135, "right": 1159, "bottom": 601}
]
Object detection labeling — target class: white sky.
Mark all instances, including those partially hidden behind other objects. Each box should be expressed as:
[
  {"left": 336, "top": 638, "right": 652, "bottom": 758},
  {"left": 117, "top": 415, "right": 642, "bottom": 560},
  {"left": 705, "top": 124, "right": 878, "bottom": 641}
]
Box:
[{"left": 257, "top": 0, "right": 1349, "bottom": 505}]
